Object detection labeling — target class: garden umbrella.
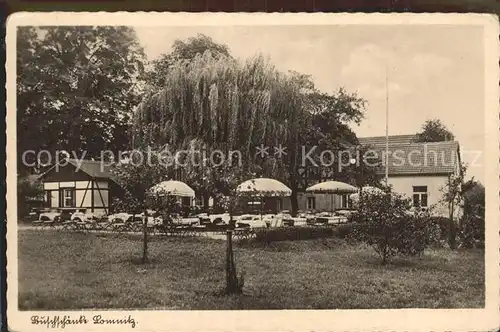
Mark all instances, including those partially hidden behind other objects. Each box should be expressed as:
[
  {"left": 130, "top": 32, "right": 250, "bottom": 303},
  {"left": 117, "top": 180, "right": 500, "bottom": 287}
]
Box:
[
  {"left": 306, "top": 181, "right": 358, "bottom": 212},
  {"left": 237, "top": 178, "right": 292, "bottom": 197},
  {"left": 236, "top": 178, "right": 292, "bottom": 217},
  {"left": 149, "top": 180, "right": 195, "bottom": 197},
  {"left": 148, "top": 180, "right": 196, "bottom": 216}
]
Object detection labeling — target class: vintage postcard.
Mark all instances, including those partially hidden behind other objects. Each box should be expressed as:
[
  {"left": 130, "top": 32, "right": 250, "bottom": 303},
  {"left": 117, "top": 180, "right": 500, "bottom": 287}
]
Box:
[{"left": 6, "top": 12, "right": 499, "bottom": 332}]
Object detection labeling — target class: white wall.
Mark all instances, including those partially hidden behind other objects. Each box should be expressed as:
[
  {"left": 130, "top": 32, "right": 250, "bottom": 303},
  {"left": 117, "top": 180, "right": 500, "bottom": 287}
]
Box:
[
  {"left": 92, "top": 187, "right": 109, "bottom": 208},
  {"left": 76, "top": 184, "right": 92, "bottom": 208},
  {"left": 75, "top": 181, "right": 90, "bottom": 189},
  {"left": 44, "top": 182, "right": 58, "bottom": 190},
  {"left": 50, "top": 190, "right": 59, "bottom": 207},
  {"left": 388, "top": 175, "right": 450, "bottom": 216}
]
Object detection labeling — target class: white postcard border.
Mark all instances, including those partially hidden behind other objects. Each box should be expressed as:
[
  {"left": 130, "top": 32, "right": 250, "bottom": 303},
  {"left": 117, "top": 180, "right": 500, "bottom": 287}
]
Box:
[{"left": 6, "top": 12, "right": 500, "bottom": 332}]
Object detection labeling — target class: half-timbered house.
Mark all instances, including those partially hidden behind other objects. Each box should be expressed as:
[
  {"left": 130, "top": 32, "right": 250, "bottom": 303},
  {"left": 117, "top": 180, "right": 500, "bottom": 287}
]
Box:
[{"left": 39, "top": 159, "right": 120, "bottom": 217}]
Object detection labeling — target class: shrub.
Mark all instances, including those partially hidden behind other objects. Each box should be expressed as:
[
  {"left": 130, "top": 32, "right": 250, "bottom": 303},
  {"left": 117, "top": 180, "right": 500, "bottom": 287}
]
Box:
[
  {"left": 458, "top": 214, "right": 484, "bottom": 248},
  {"left": 350, "top": 191, "right": 438, "bottom": 264},
  {"left": 334, "top": 223, "right": 357, "bottom": 239},
  {"left": 254, "top": 226, "right": 335, "bottom": 243},
  {"left": 428, "top": 216, "right": 451, "bottom": 241}
]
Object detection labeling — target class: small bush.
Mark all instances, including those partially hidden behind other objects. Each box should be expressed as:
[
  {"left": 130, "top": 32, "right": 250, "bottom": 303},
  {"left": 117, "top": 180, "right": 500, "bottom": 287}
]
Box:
[
  {"left": 458, "top": 214, "right": 484, "bottom": 249},
  {"left": 429, "top": 216, "right": 451, "bottom": 241},
  {"left": 350, "top": 191, "right": 439, "bottom": 264},
  {"left": 254, "top": 226, "right": 335, "bottom": 243}
]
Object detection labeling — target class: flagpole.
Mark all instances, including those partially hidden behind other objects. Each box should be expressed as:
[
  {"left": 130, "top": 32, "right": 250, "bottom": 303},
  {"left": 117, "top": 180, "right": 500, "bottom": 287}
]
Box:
[{"left": 385, "top": 64, "right": 389, "bottom": 185}]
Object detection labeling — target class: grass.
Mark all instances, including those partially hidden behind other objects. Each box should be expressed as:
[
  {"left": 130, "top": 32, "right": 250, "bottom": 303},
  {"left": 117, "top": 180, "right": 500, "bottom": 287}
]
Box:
[{"left": 18, "top": 230, "right": 484, "bottom": 310}]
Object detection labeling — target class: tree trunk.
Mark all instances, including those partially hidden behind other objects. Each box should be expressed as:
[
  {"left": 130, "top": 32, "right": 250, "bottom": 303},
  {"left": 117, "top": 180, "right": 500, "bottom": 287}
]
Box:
[
  {"left": 290, "top": 182, "right": 298, "bottom": 217},
  {"left": 449, "top": 202, "right": 457, "bottom": 249},
  {"left": 225, "top": 230, "right": 238, "bottom": 294},
  {"left": 203, "top": 192, "right": 210, "bottom": 214},
  {"left": 142, "top": 209, "right": 148, "bottom": 264}
]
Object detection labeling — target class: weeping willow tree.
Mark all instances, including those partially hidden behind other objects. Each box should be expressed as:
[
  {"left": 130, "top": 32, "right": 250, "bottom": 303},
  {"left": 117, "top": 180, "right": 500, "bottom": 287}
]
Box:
[
  {"left": 132, "top": 51, "right": 305, "bottom": 206},
  {"left": 134, "top": 52, "right": 299, "bottom": 153}
]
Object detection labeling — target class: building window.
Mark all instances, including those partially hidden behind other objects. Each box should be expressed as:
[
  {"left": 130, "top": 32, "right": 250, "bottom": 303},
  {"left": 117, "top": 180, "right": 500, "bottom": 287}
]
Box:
[
  {"left": 413, "top": 186, "right": 428, "bottom": 208},
  {"left": 341, "top": 194, "right": 350, "bottom": 209},
  {"left": 62, "top": 188, "right": 75, "bottom": 207},
  {"left": 307, "top": 197, "right": 316, "bottom": 210}
]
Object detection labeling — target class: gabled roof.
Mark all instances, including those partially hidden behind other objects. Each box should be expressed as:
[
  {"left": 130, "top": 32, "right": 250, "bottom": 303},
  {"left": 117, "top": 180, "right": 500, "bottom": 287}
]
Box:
[
  {"left": 358, "top": 134, "right": 418, "bottom": 146},
  {"left": 39, "top": 159, "right": 119, "bottom": 183},
  {"left": 358, "top": 136, "right": 460, "bottom": 176}
]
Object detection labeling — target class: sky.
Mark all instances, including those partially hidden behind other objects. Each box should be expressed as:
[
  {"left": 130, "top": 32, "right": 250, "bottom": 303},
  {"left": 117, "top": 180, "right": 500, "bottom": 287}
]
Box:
[{"left": 134, "top": 25, "right": 484, "bottom": 182}]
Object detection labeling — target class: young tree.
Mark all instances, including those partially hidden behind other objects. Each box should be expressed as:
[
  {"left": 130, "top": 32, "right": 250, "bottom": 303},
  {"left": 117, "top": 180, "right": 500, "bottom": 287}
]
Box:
[
  {"left": 415, "top": 119, "right": 455, "bottom": 142},
  {"left": 350, "top": 190, "right": 437, "bottom": 264},
  {"left": 111, "top": 150, "right": 176, "bottom": 263},
  {"left": 459, "top": 179, "right": 485, "bottom": 248},
  {"left": 440, "top": 162, "right": 467, "bottom": 249}
]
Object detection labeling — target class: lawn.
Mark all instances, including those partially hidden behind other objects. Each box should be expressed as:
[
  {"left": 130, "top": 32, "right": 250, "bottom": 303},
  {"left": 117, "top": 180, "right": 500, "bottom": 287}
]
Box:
[{"left": 18, "top": 229, "right": 484, "bottom": 310}]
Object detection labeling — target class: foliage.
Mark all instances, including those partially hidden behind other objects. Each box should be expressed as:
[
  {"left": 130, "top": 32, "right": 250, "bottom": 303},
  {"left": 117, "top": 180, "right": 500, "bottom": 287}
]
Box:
[
  {"left": 135, "top": 46, "right": 369, "bottom": 215},
  {"left": 111, "top": 151, "right": 175, "bottom": 214},
  {"left": 349, "top": 191, "right": 438, "bottom": 264},
  {"left": 462, "top": 179, "right": 485, "bottom": 218},
  {"left": 458, "top": 179, "right": 485, "bottom": 248},
  {"left": 17, "top": 26, "right": 146, "bottom": 172},
  {"left": 17, "top": 176, "right": 44, "bottom": 216},
  {"left": 415, "top": 119, "right": 455, "bottom": 142},
  {"left": 17, "top": 176, "right": 43, "bottom": 200},
  {"left": 143, "top": 34, "right": 231, "bottom": 91},
  {"left": 428, "top": 216, "right": 452, "bottom": 242},
  {"left": 111, "top": 150, "right": 180, "bottom": 263}
]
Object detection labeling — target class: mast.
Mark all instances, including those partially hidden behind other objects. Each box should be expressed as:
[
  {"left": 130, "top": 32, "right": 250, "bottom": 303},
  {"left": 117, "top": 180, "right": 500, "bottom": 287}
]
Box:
[{"left": 385, "top": 64, "right": 389, "bottom": 185}]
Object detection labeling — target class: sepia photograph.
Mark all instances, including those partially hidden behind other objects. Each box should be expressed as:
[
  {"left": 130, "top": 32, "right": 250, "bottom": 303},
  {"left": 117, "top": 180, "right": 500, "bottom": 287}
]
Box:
[{"left": 6, "top": 12, "right": 499, "bottom": 332}]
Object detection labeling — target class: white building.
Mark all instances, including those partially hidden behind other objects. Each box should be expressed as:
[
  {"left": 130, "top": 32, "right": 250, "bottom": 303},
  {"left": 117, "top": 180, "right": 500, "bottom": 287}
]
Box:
[{"left": 358, "top": 135, "right": 462, "bottom": 218}]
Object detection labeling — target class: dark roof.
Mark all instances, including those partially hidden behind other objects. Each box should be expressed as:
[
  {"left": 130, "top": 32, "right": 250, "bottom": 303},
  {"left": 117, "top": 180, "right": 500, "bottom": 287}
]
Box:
[
  {"left": 69, "top": 159, "right": 115, "bottom": 178},
  {"left": 358, "top": 134, "right": 418, "bottom": 146},
  {"left": 40, "top": 159, "right": 119, "bottom": 183},
  {"left": 358, "top": 136, "right": 460, "bottom": 176}
]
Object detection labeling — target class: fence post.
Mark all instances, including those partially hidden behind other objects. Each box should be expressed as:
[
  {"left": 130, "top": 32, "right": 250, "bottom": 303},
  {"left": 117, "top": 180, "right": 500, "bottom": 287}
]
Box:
[
  {"left": 142, "top": 209, "right": 148, "bottom": 264},
  {"left": 225, "top": 229, "right": 238, "bottom": 294}
]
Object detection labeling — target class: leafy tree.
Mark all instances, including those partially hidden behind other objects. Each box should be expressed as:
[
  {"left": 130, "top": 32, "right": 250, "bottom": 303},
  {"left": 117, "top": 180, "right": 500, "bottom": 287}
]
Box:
[
  {"left": 143, "top": 34, "right": 231, "bottom": 91},
  {"left": 17, "top": 26, "right": 146, "bottom": 173},
  {"left": 17, "top": 175, "right": 44, "bottom": 217},
  {"left": 111, "top": 150, "right": 177, "bottom": 263},
  {"left": 287, "top": 73, "right": 370, "bottom": 214},
  {"left": 415, "top": 119, "right": 455, "bottom": 142},
  {"left": 350, "top": 190, "right": 438, "bottom": 264},
  {"left": 462, "top": 179, "right": 485, "bottom": 217},
  {"left": 459, "top": 179, "right": 485, "bottom": 248},
  {"left": 440, "top": 162, "right": 467, "bottom": 249},
  {"left": 134, "top": 39, "right": 368, "bottom": 216}
]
